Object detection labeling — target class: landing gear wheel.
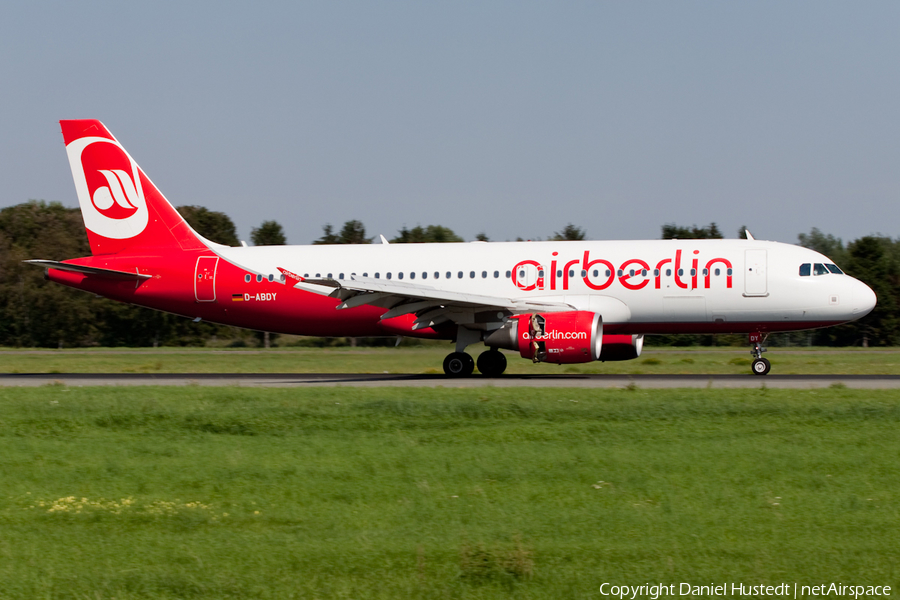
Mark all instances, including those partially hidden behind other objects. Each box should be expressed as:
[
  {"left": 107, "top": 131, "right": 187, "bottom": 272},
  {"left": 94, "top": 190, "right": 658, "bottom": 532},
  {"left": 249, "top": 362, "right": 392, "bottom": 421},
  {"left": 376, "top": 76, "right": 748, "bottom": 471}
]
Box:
[
  {"left": 443, "top": 352, "right": 475, "bottom": 377},
  {"left": 476, "top": 349, "right": 507, "bottom": 377},
  {"left": 751, "top": 357, "right": 771, "bottom": 376}
]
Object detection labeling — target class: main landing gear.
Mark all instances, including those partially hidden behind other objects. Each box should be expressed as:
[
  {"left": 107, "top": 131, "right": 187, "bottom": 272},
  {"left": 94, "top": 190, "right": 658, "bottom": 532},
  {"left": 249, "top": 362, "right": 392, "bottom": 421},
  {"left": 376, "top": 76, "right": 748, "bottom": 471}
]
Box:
[
  {"left": 750, "top": 332, "right": 771, "bottom": 376},
  {"left": 444, "top": 348, "right": 506, "bottom": 377},
  {"left": 442, "top": 349, "right": 508, "bottom": 377}
]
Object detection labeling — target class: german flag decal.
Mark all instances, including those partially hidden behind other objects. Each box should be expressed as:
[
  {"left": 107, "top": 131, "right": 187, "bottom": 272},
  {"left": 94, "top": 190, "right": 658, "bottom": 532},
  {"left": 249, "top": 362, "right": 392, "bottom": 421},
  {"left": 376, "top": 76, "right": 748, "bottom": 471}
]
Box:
[{"left": 232, "top": 294, "right": 244, "bottom": 302}]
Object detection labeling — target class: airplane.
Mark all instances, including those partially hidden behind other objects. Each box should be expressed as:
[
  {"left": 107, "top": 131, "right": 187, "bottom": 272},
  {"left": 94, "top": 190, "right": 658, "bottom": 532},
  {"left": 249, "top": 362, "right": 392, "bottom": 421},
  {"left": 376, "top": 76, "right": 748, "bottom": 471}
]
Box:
[{"left": 27, "top": 119, "right": 877, "bottom": 377}]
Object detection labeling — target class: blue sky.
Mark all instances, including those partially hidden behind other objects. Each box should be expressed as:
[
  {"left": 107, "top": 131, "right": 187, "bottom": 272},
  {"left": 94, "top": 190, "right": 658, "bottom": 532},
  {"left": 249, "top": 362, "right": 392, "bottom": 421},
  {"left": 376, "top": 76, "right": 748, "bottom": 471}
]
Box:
[{"left": 2, "top": 1, "right": 898, "bottom": 247}]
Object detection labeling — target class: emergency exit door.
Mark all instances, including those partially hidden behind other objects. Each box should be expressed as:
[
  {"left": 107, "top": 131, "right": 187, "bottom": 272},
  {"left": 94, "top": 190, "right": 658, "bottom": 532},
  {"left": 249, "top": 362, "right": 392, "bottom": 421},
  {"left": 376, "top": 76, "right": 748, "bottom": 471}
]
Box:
[{"left": 194, "top": 256, "right": 219, "bottom": 302}]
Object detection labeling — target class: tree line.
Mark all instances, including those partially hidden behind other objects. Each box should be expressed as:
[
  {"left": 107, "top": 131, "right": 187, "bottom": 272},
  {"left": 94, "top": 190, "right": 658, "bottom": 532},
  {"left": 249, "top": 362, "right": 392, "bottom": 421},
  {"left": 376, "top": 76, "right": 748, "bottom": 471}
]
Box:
[{"left": 0, "top": 201, "right": 895, "bottom": 348}]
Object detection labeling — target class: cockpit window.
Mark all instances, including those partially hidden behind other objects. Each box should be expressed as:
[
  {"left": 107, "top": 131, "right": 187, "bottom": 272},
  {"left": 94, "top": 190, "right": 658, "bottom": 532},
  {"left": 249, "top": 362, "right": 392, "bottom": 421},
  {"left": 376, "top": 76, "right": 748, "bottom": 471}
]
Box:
[
  {"left": 799, "top": 263, "right": 811, "bottom": 277},
  {"left": 813, "top": 263, "right": 829, "bottom": 275},
  {"left": 826, "top": 264, "right": 843, "bottom": 274}
]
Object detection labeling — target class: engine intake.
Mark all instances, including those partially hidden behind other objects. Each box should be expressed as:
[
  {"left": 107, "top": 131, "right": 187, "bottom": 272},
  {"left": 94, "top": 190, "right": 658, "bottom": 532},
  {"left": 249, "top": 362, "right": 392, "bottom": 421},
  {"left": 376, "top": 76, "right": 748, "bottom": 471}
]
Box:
[{"left": 597, "top": 334, "right": 644, "bottom": 361}]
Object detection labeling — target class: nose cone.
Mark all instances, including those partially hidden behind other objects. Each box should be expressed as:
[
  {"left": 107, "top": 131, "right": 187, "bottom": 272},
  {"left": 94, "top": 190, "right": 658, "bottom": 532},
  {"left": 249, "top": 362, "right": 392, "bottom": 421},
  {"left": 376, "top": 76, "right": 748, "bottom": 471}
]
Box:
[{"left": 851, "top": 278, "right": 877, "bottom": 318}]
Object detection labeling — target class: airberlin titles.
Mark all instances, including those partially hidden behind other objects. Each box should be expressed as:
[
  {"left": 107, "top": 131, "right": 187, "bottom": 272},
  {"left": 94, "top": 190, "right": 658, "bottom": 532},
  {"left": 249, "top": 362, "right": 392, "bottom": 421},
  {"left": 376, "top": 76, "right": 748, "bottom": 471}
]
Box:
[{"left": 512, "top": 249, "right": 734, "bottom": 292}]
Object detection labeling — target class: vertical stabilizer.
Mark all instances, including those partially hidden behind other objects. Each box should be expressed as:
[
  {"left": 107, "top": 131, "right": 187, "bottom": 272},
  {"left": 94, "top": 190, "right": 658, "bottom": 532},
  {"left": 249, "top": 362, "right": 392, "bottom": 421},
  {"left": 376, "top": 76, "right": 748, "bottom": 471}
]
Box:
[{"left": 60, "top": 120, "right": 209, "bottom": 256}]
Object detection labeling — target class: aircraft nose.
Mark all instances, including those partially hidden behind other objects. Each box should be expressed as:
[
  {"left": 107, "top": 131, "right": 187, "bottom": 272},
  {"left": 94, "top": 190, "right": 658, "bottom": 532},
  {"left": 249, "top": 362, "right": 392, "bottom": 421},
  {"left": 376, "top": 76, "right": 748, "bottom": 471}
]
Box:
[{"left": 851, "top": 279, "right": 877, "bottom": 317}]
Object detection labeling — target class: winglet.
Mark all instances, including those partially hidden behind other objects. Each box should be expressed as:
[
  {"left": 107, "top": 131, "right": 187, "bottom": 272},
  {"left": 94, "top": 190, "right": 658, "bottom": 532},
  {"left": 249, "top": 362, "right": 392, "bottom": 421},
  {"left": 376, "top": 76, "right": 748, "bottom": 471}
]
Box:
[
  {"left": 277, "top": 267, "right": 305, "bottom": 283},
  {"left": 744, "top": 229, "right": 755, "bottom": 240},
  {"left": 380, "top": 235, "right": 389, "bottom": 245}
]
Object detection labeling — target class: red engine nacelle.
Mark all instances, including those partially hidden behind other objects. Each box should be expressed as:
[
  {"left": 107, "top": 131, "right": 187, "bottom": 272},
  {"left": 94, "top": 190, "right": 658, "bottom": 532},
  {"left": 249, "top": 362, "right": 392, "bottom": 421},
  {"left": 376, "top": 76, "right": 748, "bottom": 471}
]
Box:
[{"left": 485, "top": 311, "right": 603, "bottom": 364}]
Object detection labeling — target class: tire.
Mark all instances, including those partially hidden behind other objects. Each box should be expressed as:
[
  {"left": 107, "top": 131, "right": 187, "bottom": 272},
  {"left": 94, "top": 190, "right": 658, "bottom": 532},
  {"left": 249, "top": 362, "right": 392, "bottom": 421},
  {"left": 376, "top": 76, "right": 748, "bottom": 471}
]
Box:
[
  {"left": 751, "top": 357, "right": 771, "bottom": 376},
  {"left": 477, "top": 349, "right": 508, "bottom": 377},
  {"left": 443, "top": 352, "right": 475, "bottom": 377}
]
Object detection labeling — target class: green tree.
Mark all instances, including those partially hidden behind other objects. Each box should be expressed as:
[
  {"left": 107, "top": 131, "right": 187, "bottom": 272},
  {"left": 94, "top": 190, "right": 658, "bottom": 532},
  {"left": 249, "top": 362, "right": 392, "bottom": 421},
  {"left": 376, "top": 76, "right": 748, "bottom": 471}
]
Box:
[
  {"left": 391, "top": 225, "right": 463, "bottom": 243},
  {"left": 841, "top": 236, "right": 899, "bottom": 346},
  {"left": 552, "top": 224, "right": 586, "bottom": 241},
  {"left": 798, "top": 227, "right": 847, "bottom": 265},
  {"left": 662, "top": 223, "right": 723, "bottom": 239},
  {"left": 0, "top": 201, "right": 95, "bottom": 347},
  {"left": 251, "top": 220, "right": 287, "bottom": 246},
  {"left": 475, "top": 232, "right": 490, "bottom": 242},
  {"left": 177, "top": 206, "right": 240, "bottom": 246},
  {"left": 313, "top": 220, "right": 372, "bottom": 244}
]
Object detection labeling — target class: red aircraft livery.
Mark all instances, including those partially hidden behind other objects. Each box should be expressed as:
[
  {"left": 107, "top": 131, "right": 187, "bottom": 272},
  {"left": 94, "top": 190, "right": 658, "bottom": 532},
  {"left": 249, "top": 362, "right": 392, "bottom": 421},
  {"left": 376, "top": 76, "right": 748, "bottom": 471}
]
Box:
[{"left": 27, "top": 120, "right": 876, "bottom": 377}]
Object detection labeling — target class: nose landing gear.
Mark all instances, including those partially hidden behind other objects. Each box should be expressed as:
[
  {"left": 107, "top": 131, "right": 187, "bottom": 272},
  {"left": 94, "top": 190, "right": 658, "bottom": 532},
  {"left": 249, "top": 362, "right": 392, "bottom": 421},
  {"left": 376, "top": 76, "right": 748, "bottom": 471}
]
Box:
[{"left": 750, "top": 332, "right": 770, "bottom": 376}]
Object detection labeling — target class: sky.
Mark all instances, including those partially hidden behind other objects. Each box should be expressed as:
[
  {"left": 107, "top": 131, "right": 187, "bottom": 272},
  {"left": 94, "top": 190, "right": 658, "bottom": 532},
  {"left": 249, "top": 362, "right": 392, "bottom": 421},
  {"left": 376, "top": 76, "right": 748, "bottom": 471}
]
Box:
[{"left": 1, "top": 1, "right": 898, "bottom": 247}]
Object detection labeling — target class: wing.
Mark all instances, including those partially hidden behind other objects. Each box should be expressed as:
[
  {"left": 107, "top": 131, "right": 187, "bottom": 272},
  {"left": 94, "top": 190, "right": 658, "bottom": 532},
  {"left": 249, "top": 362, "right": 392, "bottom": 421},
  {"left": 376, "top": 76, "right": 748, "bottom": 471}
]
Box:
[{"left": 286, "top": 270, "right": 572, "bottom": 330}]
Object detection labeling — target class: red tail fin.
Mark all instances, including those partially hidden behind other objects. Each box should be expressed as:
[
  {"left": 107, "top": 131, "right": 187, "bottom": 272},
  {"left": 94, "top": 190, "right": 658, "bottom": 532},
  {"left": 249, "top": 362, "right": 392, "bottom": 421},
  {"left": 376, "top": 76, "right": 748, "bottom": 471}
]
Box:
[{"left": 61, "top": 120, "right": 209, "bottom": 256}]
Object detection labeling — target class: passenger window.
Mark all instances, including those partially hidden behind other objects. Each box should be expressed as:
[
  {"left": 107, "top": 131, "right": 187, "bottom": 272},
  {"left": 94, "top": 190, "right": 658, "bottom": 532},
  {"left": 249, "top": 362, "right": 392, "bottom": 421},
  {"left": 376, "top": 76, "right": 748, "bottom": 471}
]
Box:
[
  {"left": 690, "top": 269, "right": 696, "bottom": 276},
  {"left": 362, "top": 272, "right": 368, "bottom": 277},
  {"left": 280, "top": 274, "right": 286, "bottom": 282},
  {"left": 397, "top": 272, "right": 403, "bottom": 279},
  {"left": 410, "top": 272, "right": 415, "bottom": 279},
  {"left": 268, "top": 274, "right": 275, "bottom": 282},
  {"left": 303, "top": 273, "right": 309, "bottom": 278},
  {"left": 339, "top": 273, "right": 344, "bottom": 279},
  {"left": 422, "top": 272, "right": 427, "bottom": 279},
  {"left": 799, "top": 264, "right": 811, "bottom": 277},
  {"left": 494, "top": 271, "right": 499, "bottom": 278},
  {"left": 505, "top": 271, "right": 511, "bottom": 278},
  {"left": 702, "top": 269, "right": 708, "bottom": 276},
  {"left": 519, "top": 270, "right": 525, "bottom": 278},
  {"left": 629, "top": 269, "right": 635, "bottom": 277},
  {"left": 581, "top": 270, "right": 587, "bottom": 277},
  {"left": 569, "top": 270, "right": 575, "bottom": 277},
  {"left": 813, "top": 263, "right": 829, "bottom": 275},
  {"left": 458, "top": 271, "right": 463, "bottom": 279},
  {"left": 727, "top": 268, "right": 733, "bottom": 276},
  {"left": 469, "top": 271, "right": 475, "bottom": 278},
  {"left": 653, "top": 269, "right": 659, "bottom": 277},
  {"left": 641, "top": 269, "right": 647, "bottom": 277},
  {"left": 557, "top": 270, "right": 562, "bottom": 278},
  {"left": 325, "top": 273, "right": 331, "bottom": 279},
  {"left": 375, "top": 273, "right": 380, "bottom": 279},
  {"left": 387, "top": 272, "right": 392, "bottom": 279},
  {"left": 446, "top": 272, "right": 451, "bottom": 279},
  {"left": 592, "top": 270, "right": 599, "bottom": 277},
  {"left": 677, "top": 269, "right": 683, "bottom": 276},
  {"left": 482, "top": 271, "right": 487, "bottom": 278},
  {"left": 714, "top": 268, "right": 720, "bottom": 276},
  {"left": 666, "top": 269, "right": 672, "bottom": 277},
  {"left": 245, "top": 274, "right": 251, "bottom": 283},
  {"left": 538, "top": 270, "right": 545, "bottom": 277},
  {"left": 826, "top": 264, "right": 843, "bottom": 274},
  {"left": 617, "top": 270, "right": 623, "bottom": 277},
  {"left": 256, "top": 274, "right": 263, "bottom": 282}
]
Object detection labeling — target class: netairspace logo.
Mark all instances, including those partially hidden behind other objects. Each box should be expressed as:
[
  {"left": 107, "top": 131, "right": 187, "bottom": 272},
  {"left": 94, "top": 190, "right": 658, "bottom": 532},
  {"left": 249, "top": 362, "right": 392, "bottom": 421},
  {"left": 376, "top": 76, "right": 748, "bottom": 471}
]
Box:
[{"left": 598, "top": 582, "right": 891, "bottom": 599}]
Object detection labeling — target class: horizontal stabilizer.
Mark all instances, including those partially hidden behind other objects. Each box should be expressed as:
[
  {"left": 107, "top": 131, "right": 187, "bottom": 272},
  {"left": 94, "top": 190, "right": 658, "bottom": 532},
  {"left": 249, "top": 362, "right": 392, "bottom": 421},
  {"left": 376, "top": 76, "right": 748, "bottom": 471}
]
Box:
[{"left": 24, "top": 260, "right": 151, "bottom": 280}]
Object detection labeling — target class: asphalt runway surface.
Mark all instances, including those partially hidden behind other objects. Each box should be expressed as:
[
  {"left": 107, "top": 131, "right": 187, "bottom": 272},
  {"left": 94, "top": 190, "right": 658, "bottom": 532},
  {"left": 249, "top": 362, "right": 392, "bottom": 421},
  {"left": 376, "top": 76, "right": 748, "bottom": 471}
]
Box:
[{"left": 2, "top": 373, "right": 900, "bottom": 388}]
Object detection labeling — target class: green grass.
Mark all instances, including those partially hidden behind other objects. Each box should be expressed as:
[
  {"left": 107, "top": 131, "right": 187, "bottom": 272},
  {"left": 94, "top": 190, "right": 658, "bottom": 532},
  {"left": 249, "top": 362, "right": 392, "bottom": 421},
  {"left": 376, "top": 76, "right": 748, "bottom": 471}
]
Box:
[
  {"left": 1, "top": 386, "right": 898, "bottom": 598},
  {"left": 2, "top": 346, "right": 900, "bottom": 374}
]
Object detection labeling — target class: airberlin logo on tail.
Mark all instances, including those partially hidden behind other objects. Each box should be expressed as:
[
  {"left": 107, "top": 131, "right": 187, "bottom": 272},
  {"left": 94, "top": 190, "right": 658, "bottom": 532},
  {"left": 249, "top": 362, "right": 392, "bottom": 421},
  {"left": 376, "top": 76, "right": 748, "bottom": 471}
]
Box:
[{"left": 66, "top": 136, "right": 149, "bottom": 239}]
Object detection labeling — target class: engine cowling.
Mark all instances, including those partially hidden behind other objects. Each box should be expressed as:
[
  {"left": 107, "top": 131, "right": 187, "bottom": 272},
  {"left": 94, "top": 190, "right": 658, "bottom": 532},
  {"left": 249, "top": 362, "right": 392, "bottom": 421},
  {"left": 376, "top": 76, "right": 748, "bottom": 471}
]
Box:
[
  {"left": 484, "top": 311, "right": 603, "bottom": 364},
  {"left": 597, "top": 334, "right": 644, "bottom": 361}
]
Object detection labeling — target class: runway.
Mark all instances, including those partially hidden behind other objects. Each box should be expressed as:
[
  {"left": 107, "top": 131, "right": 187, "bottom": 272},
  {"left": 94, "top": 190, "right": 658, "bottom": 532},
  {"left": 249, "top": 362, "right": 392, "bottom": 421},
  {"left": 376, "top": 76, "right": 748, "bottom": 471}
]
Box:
[{"left": 3, "top": 373, "right": 900, "bottom": 388}]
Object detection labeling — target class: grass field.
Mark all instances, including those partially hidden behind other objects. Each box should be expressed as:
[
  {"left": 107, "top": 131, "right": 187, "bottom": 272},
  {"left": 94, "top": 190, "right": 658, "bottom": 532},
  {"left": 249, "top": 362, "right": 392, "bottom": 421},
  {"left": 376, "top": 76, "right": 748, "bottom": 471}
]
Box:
[
  {"left": 2, "top": 346, "right": 900, "bottom": 375},
  {"left": 1, "top": 385, "right": 898, "bottom": 598}
]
